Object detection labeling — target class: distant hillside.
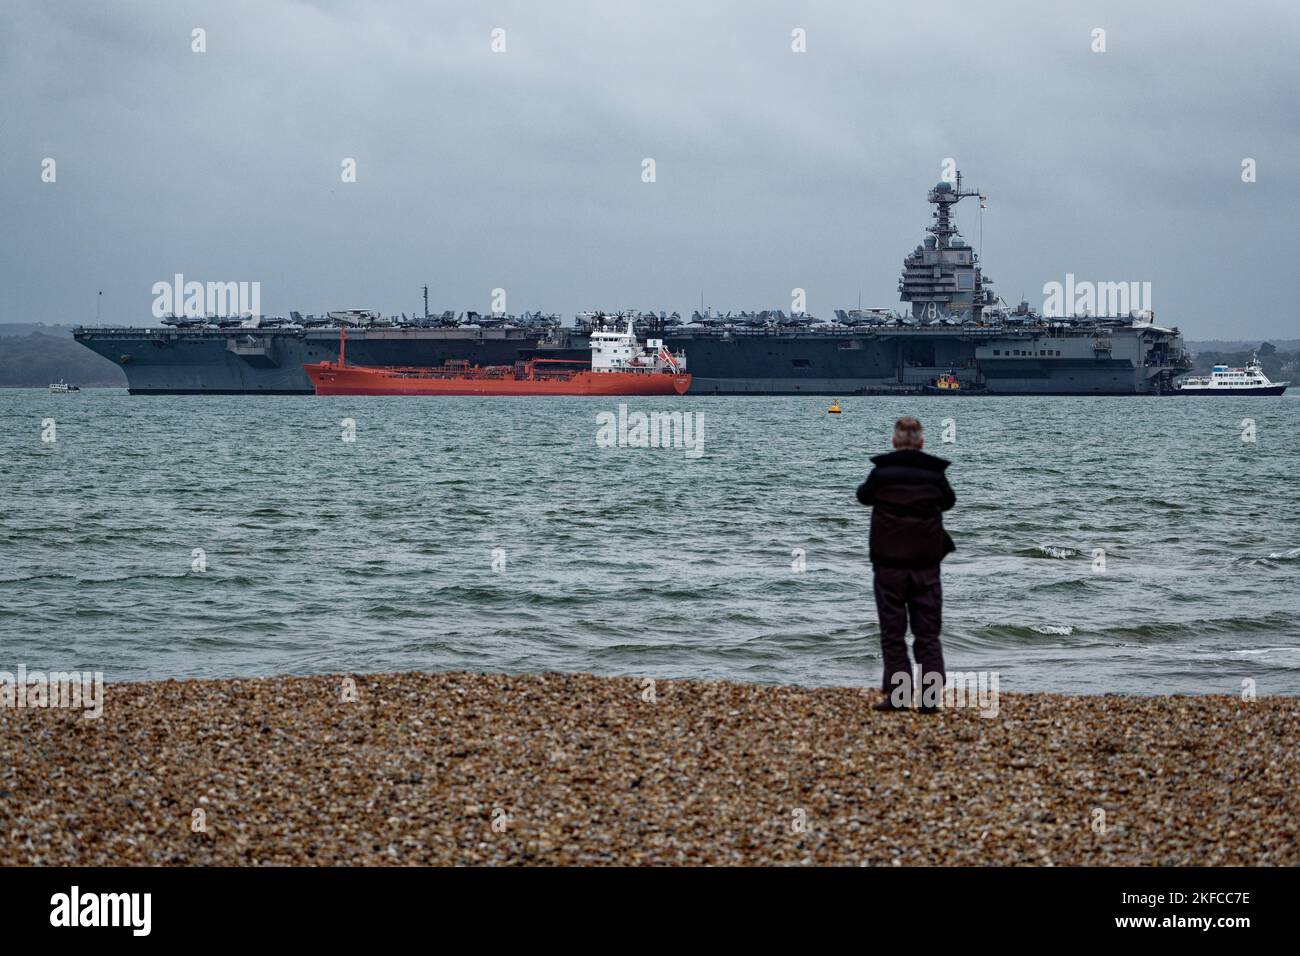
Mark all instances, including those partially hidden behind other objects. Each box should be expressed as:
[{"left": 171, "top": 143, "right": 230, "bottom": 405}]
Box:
[
  {"left": 1186, "top": 339, "right": 1300, "bottom": 354},
  {"left": 1184, "top": 341, "right": 1298, "bottom": 379},
  {"left": 0, "top": 332, "right": 127, "bottom": 387},
  {"left": 0, "top": 323, "right": 81, "bottom": 338}
]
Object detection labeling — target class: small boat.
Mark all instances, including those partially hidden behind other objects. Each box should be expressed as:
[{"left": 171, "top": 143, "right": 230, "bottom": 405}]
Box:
[
  {"left": 827, "top": 401, "right": 842, "bottom": 414},
  {"left": 922, "top": 372, "right": 963, "bottom": 395},
  {"left": 48, "top": 380, "right": 80, "bottom": 394},
  {"left": 1175, "top": 355, "right": 1288, "bottom": 396},
  {"left": 304, "top": 318, "right": 691, "bottom": 396}
]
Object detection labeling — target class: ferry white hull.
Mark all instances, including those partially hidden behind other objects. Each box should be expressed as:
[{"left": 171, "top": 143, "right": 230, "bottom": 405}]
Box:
[{"left": 1175, "top": 384, "right": 1287, "bottom": 396}]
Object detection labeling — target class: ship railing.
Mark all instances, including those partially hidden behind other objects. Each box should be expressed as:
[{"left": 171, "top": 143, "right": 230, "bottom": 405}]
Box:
[{"left": 669, "top": 324, "right": 1022, "bottom": 338}]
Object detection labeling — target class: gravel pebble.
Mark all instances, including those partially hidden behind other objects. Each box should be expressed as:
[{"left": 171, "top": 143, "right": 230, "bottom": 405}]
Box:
[{"left": 0, "top": 671, "right": 1295, "bottom": 865}]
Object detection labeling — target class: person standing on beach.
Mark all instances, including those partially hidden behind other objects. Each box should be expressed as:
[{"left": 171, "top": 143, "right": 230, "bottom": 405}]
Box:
[{"left": 856, "top": 416, "right": 956, "bottom": 712}]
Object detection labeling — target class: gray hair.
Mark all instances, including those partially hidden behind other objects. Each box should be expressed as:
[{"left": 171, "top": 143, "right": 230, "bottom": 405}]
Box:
[{"left": 893, "top": 416, "right": 923, "bottom": 449}]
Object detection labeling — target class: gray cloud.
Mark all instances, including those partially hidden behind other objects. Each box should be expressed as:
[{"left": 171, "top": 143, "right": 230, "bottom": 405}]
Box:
[{"left": 2, "top": 0, "right": 1297, "bottom": 337}]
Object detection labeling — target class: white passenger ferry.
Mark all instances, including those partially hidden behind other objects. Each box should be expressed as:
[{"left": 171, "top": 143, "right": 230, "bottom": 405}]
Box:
[
  {"left": 1176, "top": 356, "right": 1288, "bottom": 396},
  {"left": 48, "top": 380, "right": 81, "bottom": 394}
]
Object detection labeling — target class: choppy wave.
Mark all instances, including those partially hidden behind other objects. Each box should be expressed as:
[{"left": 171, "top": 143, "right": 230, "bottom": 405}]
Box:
[
  {"left": 2, "top": 391, "right": 1298, "bottom": 693},
  {"left": 1021, "top": 545, "right": 1081, "bottom": 559}
]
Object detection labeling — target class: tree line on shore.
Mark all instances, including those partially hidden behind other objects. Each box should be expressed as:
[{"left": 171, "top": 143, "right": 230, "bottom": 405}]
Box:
[{"left": 1191, "top": 341, "right": 1297, "bottom": 380}]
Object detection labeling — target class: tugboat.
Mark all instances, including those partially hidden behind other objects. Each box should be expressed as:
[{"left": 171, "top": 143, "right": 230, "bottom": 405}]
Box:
[
  {"left": 922, "top": 372, "right": 963, "bottom": 395},
  {"left": 305, "top": 318, "right": 691, "bottom": 396},
  {"left": 1175, "top": 355, "right": 1288, "bottom": 396},
  {"left": 48, "top": 380, "right": 80, "bottom": 394}
]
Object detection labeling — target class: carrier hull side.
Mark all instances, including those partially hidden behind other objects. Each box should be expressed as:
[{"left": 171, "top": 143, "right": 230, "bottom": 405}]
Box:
[
  {"left": 661, "top": 327, "right": 1181, "bottom": 395},
  {"left": 74, "top": 323, "right": 1186, "bottom": 396},
  {"left": 73, "top": 327, "right": 548, "bottom": 395}
]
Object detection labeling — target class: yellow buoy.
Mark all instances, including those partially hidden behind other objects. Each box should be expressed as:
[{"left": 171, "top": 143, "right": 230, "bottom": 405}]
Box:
[{"left": 827, "top": 401, "right": 842, "bottom": 414}]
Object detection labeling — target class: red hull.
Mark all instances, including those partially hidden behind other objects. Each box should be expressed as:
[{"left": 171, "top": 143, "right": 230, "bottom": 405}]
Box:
[{"left": 304, "top": 362, "right": 692, "bottom": 396}]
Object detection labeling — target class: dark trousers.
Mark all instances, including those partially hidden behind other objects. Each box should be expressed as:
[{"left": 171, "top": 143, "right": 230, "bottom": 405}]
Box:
[{"left": 872, "top": 564, "right": 945, "bottom": 705}]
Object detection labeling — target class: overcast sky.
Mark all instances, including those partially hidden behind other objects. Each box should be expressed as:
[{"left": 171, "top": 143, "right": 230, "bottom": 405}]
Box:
[{"left": 2, "top": 0, "right": 1297, "bottom": 338}]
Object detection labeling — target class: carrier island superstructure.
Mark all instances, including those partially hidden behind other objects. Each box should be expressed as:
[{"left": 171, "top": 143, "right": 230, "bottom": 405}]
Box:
[{"left": 72, "top": 174, "right": 1191, "bottom": 395}]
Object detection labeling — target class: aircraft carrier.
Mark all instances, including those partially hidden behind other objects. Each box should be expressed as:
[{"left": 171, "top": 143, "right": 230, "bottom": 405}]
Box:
[{"left": 72, "top": 174, "right": 1192, "bottom": 395}]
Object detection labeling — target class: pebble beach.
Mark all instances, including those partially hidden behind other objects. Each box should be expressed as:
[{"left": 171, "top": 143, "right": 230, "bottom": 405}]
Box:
[{"left": 1, "top": 671, "right": 1296, "bottom": 866}]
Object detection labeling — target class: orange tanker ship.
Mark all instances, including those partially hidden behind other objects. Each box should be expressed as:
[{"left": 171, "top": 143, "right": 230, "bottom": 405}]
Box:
[{"left": 304, "top": 319, "right": 691, "bottom": 396}]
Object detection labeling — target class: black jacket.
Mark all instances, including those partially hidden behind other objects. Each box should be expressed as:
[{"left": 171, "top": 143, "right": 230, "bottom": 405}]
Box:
[{"left": 856, "top": 449, "right": 956, "bottom": 568}]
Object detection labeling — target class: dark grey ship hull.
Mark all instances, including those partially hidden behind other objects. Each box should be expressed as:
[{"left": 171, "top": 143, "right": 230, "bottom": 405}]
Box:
[
  {"left": 73, "top": 326, "right": 549, "bottom": 395},
  {"left": 73, "top": 321, "right": 1188, "bottom": 396},
  {"left": 659, "top": 325, "right": 1186, "bottom": 395}
]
